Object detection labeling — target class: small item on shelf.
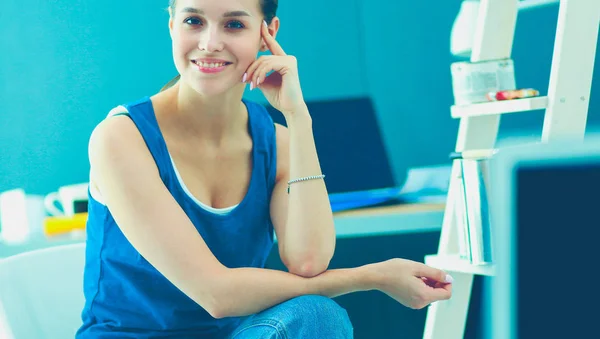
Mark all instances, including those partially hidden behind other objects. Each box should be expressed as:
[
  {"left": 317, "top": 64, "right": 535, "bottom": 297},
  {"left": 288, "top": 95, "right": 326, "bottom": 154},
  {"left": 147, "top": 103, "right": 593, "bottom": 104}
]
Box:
[
  {"left": 486, "top": 88, "right": 539, "bottom": 101},
  {"left": 451, "top": 58, "right": 517, "bottom": 105},
  {"left": 43, "top": 212, "right": 88, "bottom": 237}
]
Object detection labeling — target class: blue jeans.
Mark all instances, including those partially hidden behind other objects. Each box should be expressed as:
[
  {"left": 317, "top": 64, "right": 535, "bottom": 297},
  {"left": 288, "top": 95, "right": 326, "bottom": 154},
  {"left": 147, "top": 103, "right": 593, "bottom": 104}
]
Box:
[{"left": 228, "top": 295, "right": 354, "bottom": 338}]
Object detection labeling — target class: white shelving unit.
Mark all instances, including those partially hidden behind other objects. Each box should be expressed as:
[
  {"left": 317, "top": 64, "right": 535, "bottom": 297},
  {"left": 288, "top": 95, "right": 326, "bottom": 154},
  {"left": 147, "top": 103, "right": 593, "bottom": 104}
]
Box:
[
  {"left": 450, "top": 96, "right": 548, "bottom": 118},
  {"left": 424, "top": 254, "right": 495, "bottom": 276},
  {"left": 423, "top": 1, "right": 600, "bottom": 338}
]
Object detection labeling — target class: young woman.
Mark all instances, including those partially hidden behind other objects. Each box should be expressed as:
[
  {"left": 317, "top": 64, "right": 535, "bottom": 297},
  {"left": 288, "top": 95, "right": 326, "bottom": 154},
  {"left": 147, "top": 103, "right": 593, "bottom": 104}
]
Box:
[{"left": 76, "top": 0, "right": 453, "bottom": 337}]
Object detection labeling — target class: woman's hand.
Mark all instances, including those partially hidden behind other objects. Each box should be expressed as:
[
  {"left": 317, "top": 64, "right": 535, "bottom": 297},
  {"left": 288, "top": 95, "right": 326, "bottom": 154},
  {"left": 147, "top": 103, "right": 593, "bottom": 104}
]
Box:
[
  {"left": 363, "top": 258, "right": 453, "bottom": 309},
  {"left": 244, "top": 21, "right": 306, "bottom": 118}
]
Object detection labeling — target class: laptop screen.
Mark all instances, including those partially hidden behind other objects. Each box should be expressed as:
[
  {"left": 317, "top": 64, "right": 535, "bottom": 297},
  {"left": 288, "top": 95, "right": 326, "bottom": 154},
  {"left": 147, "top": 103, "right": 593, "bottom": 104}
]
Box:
[
  {"left": 265, "top": 97, "right": 396, "bottom": 194},
  {"left": 514, "top": 162, "right": 600, "bottom": 338}
]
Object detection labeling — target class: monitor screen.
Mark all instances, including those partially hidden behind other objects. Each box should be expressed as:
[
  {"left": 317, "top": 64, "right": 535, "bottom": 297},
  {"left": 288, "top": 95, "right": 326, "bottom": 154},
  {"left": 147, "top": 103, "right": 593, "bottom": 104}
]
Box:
[
  {"left": 514, "top": 162, "right": 600, "bottom": 338},
  {"left": 265, "top": 97, "right": 397, "bottom": 194}
]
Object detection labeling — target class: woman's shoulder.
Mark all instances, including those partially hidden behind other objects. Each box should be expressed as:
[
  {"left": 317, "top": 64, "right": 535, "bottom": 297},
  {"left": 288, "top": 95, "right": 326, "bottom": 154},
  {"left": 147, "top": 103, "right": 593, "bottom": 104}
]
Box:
[
  {"left": 110, "top": 88, "right": 172, "bottom": 117},
  {"left": 244, "top": 99, "right": 277, "bottom": 127},
  {"left": 102, "top": 95, "right": 154, "bottom": 120},
  {"left": 91, "top": 95, "right": 159, "bottom": 152},
  {"left": 106, "top": 105, "right": 130, "bottom": 117},
  {"left": 88, "top": 100, "right": 162, "bottom": 203}
]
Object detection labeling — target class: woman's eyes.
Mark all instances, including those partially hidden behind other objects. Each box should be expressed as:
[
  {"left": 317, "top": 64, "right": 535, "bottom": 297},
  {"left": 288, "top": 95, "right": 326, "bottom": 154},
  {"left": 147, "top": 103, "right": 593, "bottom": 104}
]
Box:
[
  {"left": 184, "top": 17, "right": 203, "bottom": 26},
  {"left": 183, "top": 17, "right": 246, "bottom": 30},
  {"left": 225, "top": 21, "right": 245, "bottom": 29}
]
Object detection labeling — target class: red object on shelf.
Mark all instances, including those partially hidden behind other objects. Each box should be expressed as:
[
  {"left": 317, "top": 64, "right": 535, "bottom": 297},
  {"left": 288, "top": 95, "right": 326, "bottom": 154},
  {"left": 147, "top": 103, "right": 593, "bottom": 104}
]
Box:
[{"left": 486, "top": 88, "right": 540, "bottom": 101}]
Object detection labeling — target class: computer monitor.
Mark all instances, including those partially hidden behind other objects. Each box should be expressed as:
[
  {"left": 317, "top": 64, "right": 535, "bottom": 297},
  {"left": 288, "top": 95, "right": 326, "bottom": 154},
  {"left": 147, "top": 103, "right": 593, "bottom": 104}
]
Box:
[
  {"left": 488, "top": 137, "right": 600, "bottom": 338},
  {"left": 265, "top": 97, "right": 397, "bottom": 194}
]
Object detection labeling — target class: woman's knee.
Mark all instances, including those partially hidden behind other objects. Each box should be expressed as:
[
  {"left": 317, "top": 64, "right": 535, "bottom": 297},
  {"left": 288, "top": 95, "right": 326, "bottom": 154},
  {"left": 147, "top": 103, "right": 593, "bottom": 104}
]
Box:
[
  {"left": 281, "top": 295, "right": 353, "bottom": 334},
  {"left": 291, "top": 295, "right": 349, "bottom": 318},
  {"left": 233, "top": 295, "right": 353, "bottom": 338}
]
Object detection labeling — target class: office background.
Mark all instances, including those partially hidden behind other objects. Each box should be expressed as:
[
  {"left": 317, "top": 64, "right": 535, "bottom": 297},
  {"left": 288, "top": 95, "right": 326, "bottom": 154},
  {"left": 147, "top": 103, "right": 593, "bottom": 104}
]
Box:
[
  {"left": 1, "top": 1, "right": 599, "bottom": 338},
  {"left": 2, "top": 0, "right": 598, "bottom": 195}
]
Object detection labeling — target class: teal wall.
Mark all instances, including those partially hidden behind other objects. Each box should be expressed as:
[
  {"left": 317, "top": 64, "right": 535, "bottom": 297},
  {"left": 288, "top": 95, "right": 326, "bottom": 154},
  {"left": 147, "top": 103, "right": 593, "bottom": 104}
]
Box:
[
  {"left": 2, "top": 1, "right": 598, "bottom": 195},
  {"left": 2, "top": 1, "right": 598, "bottom": 338},
  {"left": 0, "top": 0, "right": 367, "bottom": 194},
  {"left": 360, "top": 0, "right": 460, "bottom": 184}
]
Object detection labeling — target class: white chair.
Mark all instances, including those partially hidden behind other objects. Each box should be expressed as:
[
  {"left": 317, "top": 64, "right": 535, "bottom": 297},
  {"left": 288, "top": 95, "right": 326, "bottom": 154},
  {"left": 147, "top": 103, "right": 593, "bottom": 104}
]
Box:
[{"left": 0, "top": 243, "right": 86, "bottom": 339}]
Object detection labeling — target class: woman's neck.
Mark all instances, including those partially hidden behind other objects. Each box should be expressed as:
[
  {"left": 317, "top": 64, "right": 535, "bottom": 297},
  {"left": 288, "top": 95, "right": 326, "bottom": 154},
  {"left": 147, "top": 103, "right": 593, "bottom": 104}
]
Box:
[{"left": 159, "top": 82, "right": 249, "bottom": 147}]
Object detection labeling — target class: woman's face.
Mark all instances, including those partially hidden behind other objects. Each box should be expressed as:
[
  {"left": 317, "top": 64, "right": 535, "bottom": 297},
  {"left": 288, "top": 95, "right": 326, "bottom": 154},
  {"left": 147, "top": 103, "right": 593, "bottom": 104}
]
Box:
[{"left": 169, "top": 0, "right": 269, "bottom": 96}]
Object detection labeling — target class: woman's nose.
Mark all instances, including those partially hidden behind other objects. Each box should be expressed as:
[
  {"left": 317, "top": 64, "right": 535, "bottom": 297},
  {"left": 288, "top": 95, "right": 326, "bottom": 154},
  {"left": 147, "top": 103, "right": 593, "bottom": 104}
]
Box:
[{"left": 198, "top": 27, "right": 224, "bottom": 52}]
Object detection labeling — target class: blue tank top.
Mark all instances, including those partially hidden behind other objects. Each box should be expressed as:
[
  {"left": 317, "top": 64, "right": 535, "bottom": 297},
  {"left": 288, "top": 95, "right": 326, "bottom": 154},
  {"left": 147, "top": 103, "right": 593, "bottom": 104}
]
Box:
[{"left": 77, "top": 97, "right": 278, "bottom": 338}]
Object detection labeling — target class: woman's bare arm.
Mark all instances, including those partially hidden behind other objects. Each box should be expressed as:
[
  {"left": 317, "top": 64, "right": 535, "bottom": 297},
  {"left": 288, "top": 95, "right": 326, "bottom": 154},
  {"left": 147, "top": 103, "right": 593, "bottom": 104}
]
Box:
[
  {"left": 89, "top": 115, "right": 375, "bottom": 318},
  {"left": 269, "top": 113, "right": 336, "bottom": 278}
]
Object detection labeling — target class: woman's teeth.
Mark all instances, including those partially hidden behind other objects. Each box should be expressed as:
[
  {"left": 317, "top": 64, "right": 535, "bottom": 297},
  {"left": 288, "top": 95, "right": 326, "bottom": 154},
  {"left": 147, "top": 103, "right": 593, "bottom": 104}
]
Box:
[{"left": 195, "top": 61, "right": 228, "bottom": 68}]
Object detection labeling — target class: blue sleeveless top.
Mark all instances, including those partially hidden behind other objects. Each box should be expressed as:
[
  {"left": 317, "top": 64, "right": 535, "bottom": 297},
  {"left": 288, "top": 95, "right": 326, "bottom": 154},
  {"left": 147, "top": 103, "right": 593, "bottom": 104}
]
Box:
[{"left": 77, "top": 97, "right": 278, "bottom": 338}]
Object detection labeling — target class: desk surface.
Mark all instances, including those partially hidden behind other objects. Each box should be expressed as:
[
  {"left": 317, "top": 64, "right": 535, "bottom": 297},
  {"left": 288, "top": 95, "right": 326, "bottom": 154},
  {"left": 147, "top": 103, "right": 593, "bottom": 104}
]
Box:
[
  {"left": 335, "top": 203, "right": 445, "bottom": 218},
  {"left": 333, "top": 203, "right": 445, "bottom": 238},
  {"left": 0, "top": 203, "right": 445, "bottom": 258}
]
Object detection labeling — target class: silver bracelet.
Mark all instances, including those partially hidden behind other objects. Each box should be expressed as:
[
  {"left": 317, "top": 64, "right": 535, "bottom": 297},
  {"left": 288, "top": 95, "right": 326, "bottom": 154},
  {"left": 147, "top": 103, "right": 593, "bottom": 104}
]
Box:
[{"left": 287, "top": 174, "right": 326, "bottom": 193}]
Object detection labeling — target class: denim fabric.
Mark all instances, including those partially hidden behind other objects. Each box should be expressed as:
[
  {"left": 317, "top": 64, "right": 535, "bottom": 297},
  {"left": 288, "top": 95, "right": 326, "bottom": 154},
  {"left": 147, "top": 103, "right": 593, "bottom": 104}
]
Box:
[{"left": 229, "top": 295, "right": 353, "bottom": 339}]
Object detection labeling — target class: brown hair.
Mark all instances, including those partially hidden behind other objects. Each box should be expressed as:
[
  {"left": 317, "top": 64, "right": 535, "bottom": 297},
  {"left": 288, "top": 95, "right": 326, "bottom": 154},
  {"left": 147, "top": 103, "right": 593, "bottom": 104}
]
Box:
[{"left": 161, "top": 0, "right": 279, "bottom": 91}]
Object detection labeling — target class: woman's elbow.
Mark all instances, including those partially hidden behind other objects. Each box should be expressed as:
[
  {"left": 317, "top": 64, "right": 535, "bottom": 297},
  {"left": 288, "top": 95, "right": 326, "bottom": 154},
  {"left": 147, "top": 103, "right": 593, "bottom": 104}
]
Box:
[
  {"left": 196, "top": 271, "right": 234, "bottom": 319},
  {"left": 286, "top": 256, "right": 331, "bottom": 278},
  {"left": 195, "top": 291, "right": 228, "bottom": 319},
  {"left": 208, "top": 305, "right": 230, "bottom": 320},
  {"left": 205, "top": 291, "right": 244, "bottom": 319}
]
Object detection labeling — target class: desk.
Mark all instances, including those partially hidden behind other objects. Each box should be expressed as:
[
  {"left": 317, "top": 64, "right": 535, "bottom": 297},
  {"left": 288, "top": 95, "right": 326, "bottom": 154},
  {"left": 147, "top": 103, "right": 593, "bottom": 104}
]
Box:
[
  {"left": 333, "top": 203, "right": 444, "bottom": 238},
  {"left": 0, "top": 203, "right": 445, "bottom": 258}
]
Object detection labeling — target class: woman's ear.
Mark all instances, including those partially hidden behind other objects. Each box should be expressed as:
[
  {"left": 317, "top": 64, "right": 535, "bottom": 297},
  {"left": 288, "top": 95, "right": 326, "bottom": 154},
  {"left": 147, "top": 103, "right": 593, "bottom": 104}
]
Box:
[
  {"left": 261, "top": 17, "right": 281, "bottom": 52},
  {"left": 168, "top": 9, "right": 174, "bottom": 39}
]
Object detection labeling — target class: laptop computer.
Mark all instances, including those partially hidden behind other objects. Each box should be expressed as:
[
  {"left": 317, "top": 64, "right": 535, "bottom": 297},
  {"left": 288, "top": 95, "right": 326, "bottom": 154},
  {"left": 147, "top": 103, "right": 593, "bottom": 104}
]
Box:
[{"left": 265, "top": 97, "right": 404, "bottom": 210}]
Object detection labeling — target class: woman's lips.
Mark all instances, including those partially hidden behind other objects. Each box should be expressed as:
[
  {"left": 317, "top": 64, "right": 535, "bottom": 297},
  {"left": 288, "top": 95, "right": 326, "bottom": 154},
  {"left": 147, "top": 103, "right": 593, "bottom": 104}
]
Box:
[{"left": 192, "top": 60, "right": 232, "bottom": 74}]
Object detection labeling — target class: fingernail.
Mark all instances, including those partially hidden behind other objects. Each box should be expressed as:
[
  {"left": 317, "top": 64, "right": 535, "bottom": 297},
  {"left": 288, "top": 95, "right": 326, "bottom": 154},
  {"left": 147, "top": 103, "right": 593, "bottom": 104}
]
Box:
[
  {"left": 242, "top": 73, "right": 247, "bottom": 83},
  {"left": 263, "top": 20, "right": 268, "bottom": 27},
  {"left": 250, "top": 82, "right": 254, "bottom": 90},
  {"left": 445, "top": 274, "right": 454, "bottom": 283},
  {"left": 256, "top": 77, "right": 260, "bottom": 86}
]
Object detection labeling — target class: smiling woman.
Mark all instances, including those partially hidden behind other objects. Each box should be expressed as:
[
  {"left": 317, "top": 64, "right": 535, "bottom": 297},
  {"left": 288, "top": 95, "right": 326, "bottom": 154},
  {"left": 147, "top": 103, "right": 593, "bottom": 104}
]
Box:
[
  {"left": 74, "top": 0, "right": 452, "bottom": 338},
  {"left": 161, "top": 0, "right": 279, "bottom": 91}
]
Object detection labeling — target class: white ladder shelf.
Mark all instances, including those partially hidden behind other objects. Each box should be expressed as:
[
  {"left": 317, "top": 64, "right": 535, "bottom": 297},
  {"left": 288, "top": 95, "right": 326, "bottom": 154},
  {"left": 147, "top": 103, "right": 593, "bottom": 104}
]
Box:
[{"left": 422, "top": 1, "right": 600, "bottom": 338}]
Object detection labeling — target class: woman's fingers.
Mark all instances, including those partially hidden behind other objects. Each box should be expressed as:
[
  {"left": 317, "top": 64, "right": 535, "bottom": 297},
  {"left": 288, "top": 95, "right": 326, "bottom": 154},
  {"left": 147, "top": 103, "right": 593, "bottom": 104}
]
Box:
[
  {"left": 244, "top": 56, "right": 270, "bottom": 87},
  {"left": 253, "top": 62, "right": 273, "bottom": 87},
  {"left": 261, "top": 20, "right": 286, "bottom": 56},
  {"left": 421, "top": 277, "right": 438, "bottom": 288},
  {"left": 418, "top": 277, "right": 452, "bottom": 307},
  {"left": 246, "top": 56, "right": 293, "bottom": 89},
  {"left": 243, "top": 21, "right": 290, "bottom": 88},
  {"left": 427, "top": 281, "right": 452, "bottom": 301},
  {"left": 415, "top": 264, "right": 453, "bottom": 284}
]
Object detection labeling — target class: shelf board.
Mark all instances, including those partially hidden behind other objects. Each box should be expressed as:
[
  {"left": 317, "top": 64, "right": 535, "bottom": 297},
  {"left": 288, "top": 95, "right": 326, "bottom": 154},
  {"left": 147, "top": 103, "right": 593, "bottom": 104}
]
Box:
[
  {"left": 451, "top": 96, "right": 548, "bottom": 119},
  {"left": 424, "top": 254, "right": 496, "bottom": 276},
  {"left": 518, "top": 0, "right": 559, "bottom": 11}
]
